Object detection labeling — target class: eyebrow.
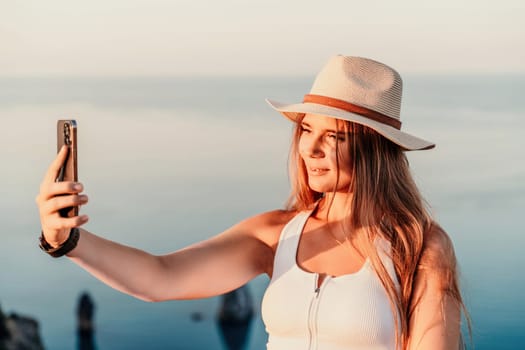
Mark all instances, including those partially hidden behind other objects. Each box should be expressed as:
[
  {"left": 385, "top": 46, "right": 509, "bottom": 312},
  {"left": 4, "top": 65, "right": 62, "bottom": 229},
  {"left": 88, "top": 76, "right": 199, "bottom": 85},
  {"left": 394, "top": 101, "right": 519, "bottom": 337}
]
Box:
[{"left": 301, "top": 122, "right": 347, "bottom": 135}]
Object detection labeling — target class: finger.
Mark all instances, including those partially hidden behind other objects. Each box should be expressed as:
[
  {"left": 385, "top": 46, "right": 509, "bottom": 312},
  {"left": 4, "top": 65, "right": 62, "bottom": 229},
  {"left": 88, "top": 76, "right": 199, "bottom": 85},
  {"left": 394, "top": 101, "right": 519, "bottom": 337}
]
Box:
[
  {"left": 39, "top": 181, "right": 84, "bottom": 201},
  {"left": 42, "top": 194, "right": 88, "bottom": 215},
  {"left": 43, "top": 145, "right": 69, "bottom": 185},
  {"left": 47, "top": 214, "right": 89, "bottom": 232},
  {"left": 62, "top": 215, "right": 89, "bottom": 231}
]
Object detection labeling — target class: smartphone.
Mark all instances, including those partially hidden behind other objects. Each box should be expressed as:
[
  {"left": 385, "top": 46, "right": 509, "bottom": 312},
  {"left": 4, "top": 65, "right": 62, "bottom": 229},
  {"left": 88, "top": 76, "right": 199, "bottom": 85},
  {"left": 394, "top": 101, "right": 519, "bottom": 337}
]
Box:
[{"left": 56, "top": 119, "right": 79, "bottom": 218}]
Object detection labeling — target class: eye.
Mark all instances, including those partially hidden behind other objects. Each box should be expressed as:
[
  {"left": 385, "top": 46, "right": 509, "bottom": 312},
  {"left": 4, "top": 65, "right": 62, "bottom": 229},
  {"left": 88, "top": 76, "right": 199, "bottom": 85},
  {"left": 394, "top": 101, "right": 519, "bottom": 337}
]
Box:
[
  {"left": 300, "top": 126, "right": 311, "bottom": 133},
  {"left": 327, "top": 133, "right": 346, "bottom": 142}
]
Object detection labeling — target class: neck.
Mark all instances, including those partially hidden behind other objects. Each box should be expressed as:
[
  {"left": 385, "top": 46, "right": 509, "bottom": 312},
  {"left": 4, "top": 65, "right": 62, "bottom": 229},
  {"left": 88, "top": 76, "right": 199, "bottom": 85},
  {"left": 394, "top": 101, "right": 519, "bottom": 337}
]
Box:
[{"left": 316, "top": 191, "right": 353, "bottom": 223}]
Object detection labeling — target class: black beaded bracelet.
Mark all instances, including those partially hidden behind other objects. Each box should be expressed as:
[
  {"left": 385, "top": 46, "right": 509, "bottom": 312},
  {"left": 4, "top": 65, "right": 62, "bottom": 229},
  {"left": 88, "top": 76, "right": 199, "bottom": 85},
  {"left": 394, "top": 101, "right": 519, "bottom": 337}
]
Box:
[{"left": 39, "top": 228, "right": 80, "bottom": 258}]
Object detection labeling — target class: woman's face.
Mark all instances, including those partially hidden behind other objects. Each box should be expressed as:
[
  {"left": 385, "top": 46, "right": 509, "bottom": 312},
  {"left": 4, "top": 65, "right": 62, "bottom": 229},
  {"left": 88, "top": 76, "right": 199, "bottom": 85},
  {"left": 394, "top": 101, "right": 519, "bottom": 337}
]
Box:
[{"left": 298, "top": 114, "right": 352, "bottom": 193}]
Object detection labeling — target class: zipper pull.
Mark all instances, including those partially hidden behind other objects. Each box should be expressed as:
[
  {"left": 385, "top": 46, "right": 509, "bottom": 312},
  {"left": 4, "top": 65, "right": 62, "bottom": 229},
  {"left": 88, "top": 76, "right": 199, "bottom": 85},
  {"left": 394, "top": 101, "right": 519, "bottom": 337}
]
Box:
[{"left": 314, "top": 274, "right": 321, "bottom": 296}]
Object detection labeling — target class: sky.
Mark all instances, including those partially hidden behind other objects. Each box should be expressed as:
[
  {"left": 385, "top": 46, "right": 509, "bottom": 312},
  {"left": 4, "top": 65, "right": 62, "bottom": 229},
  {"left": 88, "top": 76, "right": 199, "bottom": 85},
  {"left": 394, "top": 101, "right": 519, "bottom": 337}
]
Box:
[{"left": 1, "top": 0, "right": 524, "bottom": 76}]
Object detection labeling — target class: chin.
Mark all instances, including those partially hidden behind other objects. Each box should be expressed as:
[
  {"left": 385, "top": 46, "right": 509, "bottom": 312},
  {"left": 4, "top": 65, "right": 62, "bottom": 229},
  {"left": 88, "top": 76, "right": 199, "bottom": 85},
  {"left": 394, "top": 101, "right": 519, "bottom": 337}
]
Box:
[
  {"left": 307, "top": 179, "right": 333, "bottom": 193},
  {"left": 308, "top": 179, "right": 351, "bottom": 194}
]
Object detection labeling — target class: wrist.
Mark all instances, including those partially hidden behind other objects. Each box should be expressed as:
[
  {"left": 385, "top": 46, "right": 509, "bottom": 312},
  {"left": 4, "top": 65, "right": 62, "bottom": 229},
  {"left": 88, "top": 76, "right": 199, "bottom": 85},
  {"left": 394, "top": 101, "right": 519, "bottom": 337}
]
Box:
[{"left": 39, "top": 228, "right": 80, "bottom": 258}]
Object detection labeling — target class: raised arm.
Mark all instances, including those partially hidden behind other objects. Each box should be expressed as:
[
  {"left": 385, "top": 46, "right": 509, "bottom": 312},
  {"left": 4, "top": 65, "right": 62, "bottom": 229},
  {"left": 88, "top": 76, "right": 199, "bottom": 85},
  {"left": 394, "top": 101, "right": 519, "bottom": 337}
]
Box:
[
  {"left": 67, "top": 217, "right": 276, "bottom": 302},
  {"left": 406, "top": 225, "right": 463, "bottom": 350},
  {"left": 36, "top": 146, "right": 284, "bottom": 302}
]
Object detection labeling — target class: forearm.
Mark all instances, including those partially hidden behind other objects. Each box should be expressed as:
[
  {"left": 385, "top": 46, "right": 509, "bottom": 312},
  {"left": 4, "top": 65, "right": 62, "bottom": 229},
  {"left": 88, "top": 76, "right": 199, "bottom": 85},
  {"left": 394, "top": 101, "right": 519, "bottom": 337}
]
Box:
[{"left": 67, "top": 228, "right": 166, "bottom": 302}]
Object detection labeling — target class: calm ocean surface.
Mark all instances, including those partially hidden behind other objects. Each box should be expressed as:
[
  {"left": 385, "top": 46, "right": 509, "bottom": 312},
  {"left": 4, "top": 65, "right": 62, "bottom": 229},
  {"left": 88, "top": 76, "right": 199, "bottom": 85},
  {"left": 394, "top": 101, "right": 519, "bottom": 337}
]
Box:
[{"left": 0, "top": 75, "right": 524, "bottom": 349}]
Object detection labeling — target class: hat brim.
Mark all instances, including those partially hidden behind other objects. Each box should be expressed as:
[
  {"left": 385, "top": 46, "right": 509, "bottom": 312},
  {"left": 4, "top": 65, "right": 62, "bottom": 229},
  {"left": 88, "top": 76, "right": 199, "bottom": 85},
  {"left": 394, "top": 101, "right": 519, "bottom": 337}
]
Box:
[{"left": 266, "top": 99, "right": 435, "bottom": 151}]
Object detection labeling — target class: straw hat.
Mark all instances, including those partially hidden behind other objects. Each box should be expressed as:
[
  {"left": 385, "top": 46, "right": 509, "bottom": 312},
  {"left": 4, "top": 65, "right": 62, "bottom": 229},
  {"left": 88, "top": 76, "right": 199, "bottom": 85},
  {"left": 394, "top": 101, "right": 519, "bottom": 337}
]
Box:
[{"left": 266, "top": 55, "right": 435, "bottom": 151}]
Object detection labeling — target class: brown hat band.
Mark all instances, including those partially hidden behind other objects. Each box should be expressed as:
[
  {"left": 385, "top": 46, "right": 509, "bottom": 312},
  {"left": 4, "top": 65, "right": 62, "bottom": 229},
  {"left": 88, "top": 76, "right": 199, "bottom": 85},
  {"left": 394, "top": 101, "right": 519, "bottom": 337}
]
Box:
[{"left": 303, "top": 94, "right": 402, "bottom": 130}]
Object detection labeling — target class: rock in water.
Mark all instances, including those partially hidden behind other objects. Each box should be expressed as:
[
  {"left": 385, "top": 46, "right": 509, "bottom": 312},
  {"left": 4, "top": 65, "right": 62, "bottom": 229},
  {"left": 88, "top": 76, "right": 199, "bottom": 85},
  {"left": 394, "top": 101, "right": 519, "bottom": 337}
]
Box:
[
  {"left": 217, "top": 285, "right": 254, "bottom": 325},
  {"left": 0, "top": 303, "right": 45, "bottom": 350},
  {"left": 217, "top": 285, "right": 254, "bottom": 350},
  {"left": 0, "top": 304, "right": 9, "bottom": 341},
  {"left": 77, "top": 292, "right": 96, "bottom": 350}
]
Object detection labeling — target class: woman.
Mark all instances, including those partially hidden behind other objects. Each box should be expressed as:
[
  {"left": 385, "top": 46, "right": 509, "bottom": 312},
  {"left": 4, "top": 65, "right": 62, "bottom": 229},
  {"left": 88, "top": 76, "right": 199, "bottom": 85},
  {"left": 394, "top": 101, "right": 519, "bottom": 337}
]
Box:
[{"left": 36, "top": 55, "right": 468, "bottom": 349}]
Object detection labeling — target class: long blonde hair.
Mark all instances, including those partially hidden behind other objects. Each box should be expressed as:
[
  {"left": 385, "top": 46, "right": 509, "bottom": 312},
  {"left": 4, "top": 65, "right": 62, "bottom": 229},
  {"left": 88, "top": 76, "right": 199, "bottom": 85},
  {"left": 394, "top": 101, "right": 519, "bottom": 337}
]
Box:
[{"left": 286, "top": 116, "right": 469, "bottom": 348}]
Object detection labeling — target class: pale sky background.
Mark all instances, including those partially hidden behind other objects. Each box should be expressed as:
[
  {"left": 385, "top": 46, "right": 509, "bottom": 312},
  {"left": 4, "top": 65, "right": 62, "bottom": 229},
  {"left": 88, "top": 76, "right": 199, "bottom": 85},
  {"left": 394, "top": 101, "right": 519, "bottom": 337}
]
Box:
[{"left": 1, "top": 0, "right": 524, "bottom": 76}]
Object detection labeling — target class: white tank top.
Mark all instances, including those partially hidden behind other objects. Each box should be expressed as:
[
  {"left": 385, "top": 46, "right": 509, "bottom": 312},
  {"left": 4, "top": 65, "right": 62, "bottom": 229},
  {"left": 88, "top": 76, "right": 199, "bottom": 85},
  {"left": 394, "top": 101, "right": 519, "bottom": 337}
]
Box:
[{"left": 261, "top": 209, "right": 400, "bottom": 350}]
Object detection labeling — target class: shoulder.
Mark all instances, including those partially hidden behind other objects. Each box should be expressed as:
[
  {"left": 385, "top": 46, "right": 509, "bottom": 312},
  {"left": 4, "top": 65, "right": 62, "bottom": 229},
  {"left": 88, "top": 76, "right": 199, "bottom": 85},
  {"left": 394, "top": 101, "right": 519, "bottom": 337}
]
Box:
[
  {"left": 242, "top": 209, "right": 297, "bottom": 225},
  {"left": 229, "top": 209, "right": 298, "bottom": 277},
  {"left": 233, "top": 209, "right": 298, "bottom": 248},
  {"left": 420, "top": 223, "right": 457, "bottom": 271},
  {"left": 416, "top": 222, "right": 459, "bottom": 293}
]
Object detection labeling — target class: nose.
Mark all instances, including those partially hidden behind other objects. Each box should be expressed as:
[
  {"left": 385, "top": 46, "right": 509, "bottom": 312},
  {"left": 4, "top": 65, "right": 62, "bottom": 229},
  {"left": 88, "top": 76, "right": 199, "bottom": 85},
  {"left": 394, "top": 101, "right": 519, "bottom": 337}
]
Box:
[{"left": 301, "top": 135, "right": 325, "bottom": 158}]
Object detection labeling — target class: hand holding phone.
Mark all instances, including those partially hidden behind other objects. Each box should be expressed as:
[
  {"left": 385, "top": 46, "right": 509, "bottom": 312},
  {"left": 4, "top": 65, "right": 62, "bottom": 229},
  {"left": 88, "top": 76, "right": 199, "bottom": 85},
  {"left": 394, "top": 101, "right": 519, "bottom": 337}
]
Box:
[{"left": 56, "top": 119, "right": 79, "bottom": 218}]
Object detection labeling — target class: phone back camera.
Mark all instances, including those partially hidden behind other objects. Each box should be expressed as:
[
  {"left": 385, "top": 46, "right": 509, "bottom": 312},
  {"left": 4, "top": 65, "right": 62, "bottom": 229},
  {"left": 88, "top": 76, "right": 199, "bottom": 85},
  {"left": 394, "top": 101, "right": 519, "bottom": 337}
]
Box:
[{"left": 64, "top": 124, "right": 71, "bottom": 146}]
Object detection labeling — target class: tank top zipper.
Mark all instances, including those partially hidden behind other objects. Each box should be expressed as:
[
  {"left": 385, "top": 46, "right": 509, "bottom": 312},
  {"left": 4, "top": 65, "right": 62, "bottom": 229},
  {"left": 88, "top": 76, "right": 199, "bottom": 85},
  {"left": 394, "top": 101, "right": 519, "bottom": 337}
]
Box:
[{"left": 307, "top": 273, "right": 331, "bottom": 350}]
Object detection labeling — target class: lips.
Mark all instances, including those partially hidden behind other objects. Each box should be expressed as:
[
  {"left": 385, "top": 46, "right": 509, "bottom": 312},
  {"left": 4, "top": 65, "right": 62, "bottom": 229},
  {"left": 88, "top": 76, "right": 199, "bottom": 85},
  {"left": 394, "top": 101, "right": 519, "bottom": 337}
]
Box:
[{"left": 308, "top": 167, "right": 329, "bottom": 176}]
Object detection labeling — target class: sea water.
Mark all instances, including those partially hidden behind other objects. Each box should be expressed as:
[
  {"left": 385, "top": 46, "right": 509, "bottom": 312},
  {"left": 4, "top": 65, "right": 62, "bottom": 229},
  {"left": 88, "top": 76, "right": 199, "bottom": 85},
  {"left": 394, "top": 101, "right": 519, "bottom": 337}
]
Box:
[{"left": 0, "top": 75, "right": 523, "bottom": 349}]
